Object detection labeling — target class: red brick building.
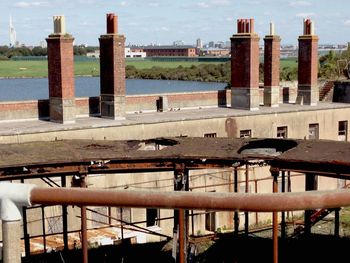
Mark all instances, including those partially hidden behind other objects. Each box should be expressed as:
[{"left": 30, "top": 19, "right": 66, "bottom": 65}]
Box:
[{"left": 141, "top": 45, "right": 197, "bottom": 57}]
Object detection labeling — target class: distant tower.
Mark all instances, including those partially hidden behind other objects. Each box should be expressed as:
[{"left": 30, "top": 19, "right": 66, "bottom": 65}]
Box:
[
  {"left": 9, "top": 16, "right": 16, "bottom": 47},
  {"left": 196, "top": 38, "right": 203, "bottom": 49}
]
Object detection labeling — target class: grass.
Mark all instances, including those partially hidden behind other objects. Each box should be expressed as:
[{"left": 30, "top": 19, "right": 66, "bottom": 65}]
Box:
[
  {"left": 0, "top": 58, "right": 298, "bottom": 78},
  {"left": 281, "top": 57, "right": 298, "bottom": 69}
]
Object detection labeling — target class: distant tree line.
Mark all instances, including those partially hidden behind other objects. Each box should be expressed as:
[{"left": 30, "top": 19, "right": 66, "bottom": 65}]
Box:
[
  {"left": 127, "top": 62, "right": 271, "bottom": 85},
  {"left": 318, "top": 47, "right": 350, "bottom": 80},
  {"left": 0, "top": 45, "right": 98, "bottom": 60}
]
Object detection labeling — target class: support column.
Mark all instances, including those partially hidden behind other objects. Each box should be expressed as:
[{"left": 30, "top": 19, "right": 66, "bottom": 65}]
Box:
[
  {"left": 264, "top": 22, "right": 281, "bottom": 107},
  {"left": 297, "top": 19, "right": 319, "bottom": 106},
  {"left": 304, "top": 173, "right": 318, "bottom": 235},
  {"left": 271, "top": 168, "right": 279, "bottom": 263},
  {"left": 41, "top": 206, "right": 47, "bottom": 253},
  {"left": 61, "top": 176, "right": 68, "bottom": 251},
  {"left": 244, "top": 164, "right": 249, "bottom": 236},
  {"left": 173, "top": 164, "right": 188, "bottom": 263},
  {"left": 231, "top": 18, "right": 260, "bottom": 111},
  {"left": 2, "top": 220, "right": 22, "bottom": 263},
  {"left": 280, "top": 171, "right": 286, "bottom": 239},
  {"left": 46, "top": 15, "right": 76, "bottom": 124},
  {"left": 233, "top": 167, "right": 239, "bottom": 235},
  {"left": 21, "top": 179, "right": 30, "bottom": 258},
  {"left": 334, "top": 208, "right": 340, "bottom": 237},
  {"left": 99, "top": 13, "right": 126, "bottom": 119},
  {"left": 72, "top": 174, "right": 88, "bottom": 263}
]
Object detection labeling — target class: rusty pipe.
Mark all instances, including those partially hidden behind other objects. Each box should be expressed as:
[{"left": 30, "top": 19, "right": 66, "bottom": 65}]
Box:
[{"left": 29, "top": 187, "right": 350, "bottom": 212}]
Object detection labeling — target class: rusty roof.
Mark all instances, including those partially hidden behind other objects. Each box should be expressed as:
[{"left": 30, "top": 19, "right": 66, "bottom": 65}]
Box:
[{"left": 0, "top": 137, "right": 349, "bottom": 179}]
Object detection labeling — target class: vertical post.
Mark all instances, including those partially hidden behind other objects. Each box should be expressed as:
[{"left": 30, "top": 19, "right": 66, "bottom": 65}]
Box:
[
  {"left": 287, "top": 171, "right": 292, "bottom": 220},
  {"left": 178, "top": 209, "right": 185, "bottom": 263},
  {"left": 334, "top": 208, "right": 340, "bottom": 237},
  {"left": 41, "top": 206, "right": 47, "bottom": 253},
  {"left": 2, "top": 220, "right": 22, "bottom": 263},
  {"left": 81, "top": 205, "right": 88, "bottom": 263},
  {"left": 254, "top": 179, "right": 259, "bottom": 225},
  {"left": 228, "top": 169, "right": 233, "bottom": 229},
  {"left": 271, "top": 168, "right": 279, "bottom": 263},
  {"left": 61, "top": 175, "right": 68, "bottom": 251},
  {"left": 244, "top": 164, "right": 249, "bottom": 236},
  {"left": 22, "top": 206, "right": 30, "bottom": 257},
  {"left": 81, "top": 177, "right": 88, "bottom": 263},
  {"left": 234, "top": 167, "right": 239, "bottom": 235},
  {"left": 281, "top": 171, "right": 286, "bottom": 239},
  {"left": 21, "top": 179, "right": 30, "bottom": 258},
  {"left": 173, "top": 164, "right": 188, "bottom": 263},
  {"left": 71, "top": 174, "right": 88, "bottom": 263},
  {"left": 304, "top": 173, "right": 318, "bottom": 235},
  {"left": 120, "top": 208, "right": 124, "bottom": 240}
]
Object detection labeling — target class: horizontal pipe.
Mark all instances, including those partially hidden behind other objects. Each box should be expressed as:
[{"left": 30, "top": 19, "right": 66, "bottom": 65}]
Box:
[{"left": 30, "top": 187, "right": 350, "bottom": 212}]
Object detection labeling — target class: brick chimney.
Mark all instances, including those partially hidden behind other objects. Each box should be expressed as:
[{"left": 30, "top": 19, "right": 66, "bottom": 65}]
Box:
[
  {"left": 99, "top": 13, "right": 126, "bottom": 119},
  {"left": 264, "top": 22, "right": 281, "bottom": 107},
  {"left": 296, "top": 19, "right": 319, "bottom": 105},
  {"left": 231, "top": 19, "right": 260, "bottom": 111},
  {"left": 46, "top": 15, "right": 75, "bottom": 124}
]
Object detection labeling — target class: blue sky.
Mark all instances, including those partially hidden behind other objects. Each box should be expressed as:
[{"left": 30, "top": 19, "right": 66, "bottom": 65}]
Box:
[{"left": 0, "top": 0, "right": 349, "bottom": 46}]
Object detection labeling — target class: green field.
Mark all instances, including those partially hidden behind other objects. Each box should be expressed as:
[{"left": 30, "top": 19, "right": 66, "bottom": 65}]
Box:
[
  {"left": 0, "top": 59, "right": 298, "bottom": 78},
  {"left": 281, "top": 57, "right": 298, "bottom": 69}
]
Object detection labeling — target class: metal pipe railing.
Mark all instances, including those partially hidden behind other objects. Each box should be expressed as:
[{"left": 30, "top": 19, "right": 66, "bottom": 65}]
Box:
[{"left": 30, "top": 187, "right": 350, "bottom": 212}]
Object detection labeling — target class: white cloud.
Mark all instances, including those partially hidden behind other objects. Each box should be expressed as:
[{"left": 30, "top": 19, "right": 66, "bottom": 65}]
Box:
[
  {"left": 295, "top": 12, "right": 315, "bottom": 18},
  {"left": 120, "top": 1, "right": 127, "bottom": 6},
  {"left": 289, "top": 1, "right": 311, "bottom": 7},
  {"left": 148, "top": 2, "right": 159, "bottom": 7},
  {"left": 14, "top": 1, "right": 49, "bottom": 8},
  {"left": 159, "top": 26, "right": 169, "bottom": 32},
  {"left": 344, "top": 20, "right": 350, "bottom": 26},
  {"left": 211, "top": 0, "right": 231, "bottom": 6},
  {"left": 197, "top": 2, "right": 210, "bottom": 8}
]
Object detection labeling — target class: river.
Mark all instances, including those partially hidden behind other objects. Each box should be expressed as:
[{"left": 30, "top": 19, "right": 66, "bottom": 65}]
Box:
[{"left": 0, "top": 77, "right": 227, "bottom": 101}]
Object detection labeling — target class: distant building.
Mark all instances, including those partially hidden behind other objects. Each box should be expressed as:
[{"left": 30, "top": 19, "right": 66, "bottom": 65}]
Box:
[
  {"left": 196, "top": 38, "right": 203, "bottom": 49},
  {"left": 200, "top": 47, "right": 230, "bottom": 57},
  {"left": 141, "top": 45, "right": 197, "bottom": 57},
  {"left": 215, "top": 41, "right": 225, "bottom": 48},
  {"left": 173, "top": 40, "right": 185, "bottom": 46},
  {"left": 125, "top": 47, "right": 146, "bottom": 58},
  {"left": 208, "top": 41, "right": 215, "bottom": 48}
]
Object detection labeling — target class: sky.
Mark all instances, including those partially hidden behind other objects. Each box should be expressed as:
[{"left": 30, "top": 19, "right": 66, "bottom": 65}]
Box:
[{"left": 0, "top": 0, "right": 349, "bottom": 47}]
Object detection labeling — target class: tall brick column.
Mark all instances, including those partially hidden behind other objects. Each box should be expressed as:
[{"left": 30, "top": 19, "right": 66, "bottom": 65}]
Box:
[
  {"left": 46, "top": 16, "right": 75, "bottom": 124},
  {"left": 264, "top": 23, "right": 280, "bottom": 107},
  {"left": 99, "top": 13, "right": 126, "bottom": 119},
  {"left": 297, "top": 19, "right": 319, "bottom": 105},
  {"left": 231, "top": 18, "right": 260, "bottom": 111}
]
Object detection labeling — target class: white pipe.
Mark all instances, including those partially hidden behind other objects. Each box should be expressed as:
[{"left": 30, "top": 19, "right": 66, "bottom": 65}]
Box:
[{"left": 0, "top": 183, "right": 36, "bottom": 222}]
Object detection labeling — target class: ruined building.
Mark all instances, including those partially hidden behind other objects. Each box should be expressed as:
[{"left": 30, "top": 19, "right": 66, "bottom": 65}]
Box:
[{"left": 0, "top": 15, "right": 349, "bottom": 263}]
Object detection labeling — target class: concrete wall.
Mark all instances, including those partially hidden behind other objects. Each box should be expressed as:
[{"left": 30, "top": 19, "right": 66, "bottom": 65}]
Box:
[
  {"left": 0, "top": 81, "right": 303, "bottom": 122},
  {"left": 1, "top": 104, "right": 349, "bottom": 144},
  {"left": 0, "top": 90, "right": 231, "bottom": 122}
]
